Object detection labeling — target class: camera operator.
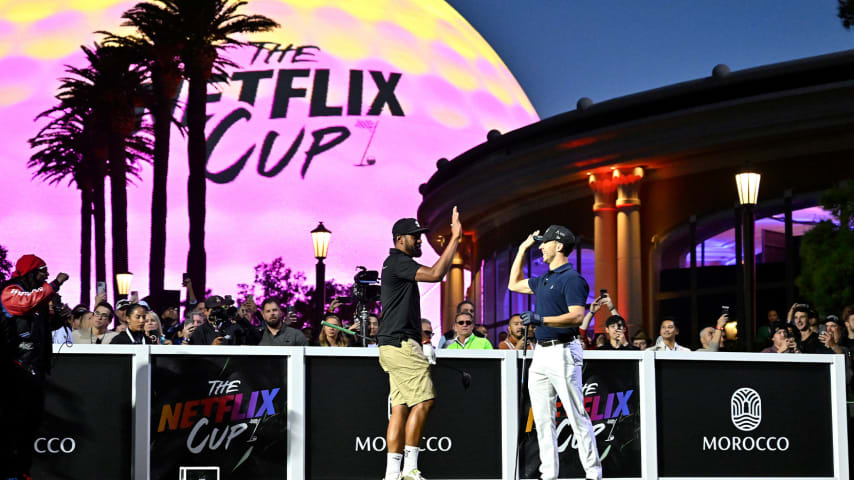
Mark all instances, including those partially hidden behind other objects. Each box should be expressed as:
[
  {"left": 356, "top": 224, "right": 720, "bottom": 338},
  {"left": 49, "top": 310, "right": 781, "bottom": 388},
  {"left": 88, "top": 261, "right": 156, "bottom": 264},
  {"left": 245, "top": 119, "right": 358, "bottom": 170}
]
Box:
[
  {"left": 189, "top": 296, "right": 260, "bottom": 346},
  {"left": 0, "top": 254, "right": 69, "bottom": 479}
]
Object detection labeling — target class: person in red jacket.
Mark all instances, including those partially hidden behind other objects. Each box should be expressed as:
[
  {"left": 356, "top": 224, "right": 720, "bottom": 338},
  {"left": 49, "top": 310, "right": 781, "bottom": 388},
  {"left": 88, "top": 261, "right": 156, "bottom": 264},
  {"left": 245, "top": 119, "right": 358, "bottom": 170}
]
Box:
[{"left": 0, "top": 254, "right": 69, "bottom": 480}]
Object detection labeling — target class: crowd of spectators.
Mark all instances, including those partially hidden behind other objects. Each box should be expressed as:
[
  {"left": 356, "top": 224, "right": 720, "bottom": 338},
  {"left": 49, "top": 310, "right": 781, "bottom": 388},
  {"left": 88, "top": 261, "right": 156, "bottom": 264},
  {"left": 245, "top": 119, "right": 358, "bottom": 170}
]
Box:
[{"left": 42, "top": 275, "right": 854, "bottom": 375}]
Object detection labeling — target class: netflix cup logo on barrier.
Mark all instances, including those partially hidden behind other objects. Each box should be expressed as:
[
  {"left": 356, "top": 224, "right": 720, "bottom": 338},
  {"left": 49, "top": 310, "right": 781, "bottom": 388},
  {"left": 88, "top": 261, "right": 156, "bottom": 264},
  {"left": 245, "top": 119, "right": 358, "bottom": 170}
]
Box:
[{"left": 156, "top": 380, "right": 279, "bottom": 453}]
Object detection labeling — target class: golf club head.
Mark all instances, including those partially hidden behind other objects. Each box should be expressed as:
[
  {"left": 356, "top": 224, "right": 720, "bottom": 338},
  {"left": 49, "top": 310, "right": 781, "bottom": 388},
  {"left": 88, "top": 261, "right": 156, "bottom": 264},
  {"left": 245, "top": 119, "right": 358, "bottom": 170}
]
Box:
[{"left": 461, "top": 371, "right": 472, "bottom": 390}]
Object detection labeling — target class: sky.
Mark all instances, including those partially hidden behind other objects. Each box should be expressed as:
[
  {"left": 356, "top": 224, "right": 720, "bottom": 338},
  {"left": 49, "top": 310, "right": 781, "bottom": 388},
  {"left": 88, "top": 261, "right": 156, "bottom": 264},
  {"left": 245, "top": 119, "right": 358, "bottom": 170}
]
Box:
[{"left": 448, "top": 0, "right": 854, "bottom": 119}]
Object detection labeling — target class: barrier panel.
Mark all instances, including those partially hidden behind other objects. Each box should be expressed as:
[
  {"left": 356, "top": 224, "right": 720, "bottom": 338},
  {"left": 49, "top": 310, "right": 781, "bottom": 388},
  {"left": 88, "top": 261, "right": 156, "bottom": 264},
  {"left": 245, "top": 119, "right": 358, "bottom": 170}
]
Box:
[
  {"left": 32, "top": 346, "right": 137, "bottom": 479},
  {"left": 149, "top": 346, "right": 294, "bottom": 480},
  {"left": 37, "top": 345, "right": 847, "bottom": 479},
  {"left": 305, "top": 349, "right": 505, "bottom": 480},
  {"left": 518, "top": 353, "right": 643, "bottom": 479},
  {"left": 654, "top": 352, "right": 848, "bottom": 480}
]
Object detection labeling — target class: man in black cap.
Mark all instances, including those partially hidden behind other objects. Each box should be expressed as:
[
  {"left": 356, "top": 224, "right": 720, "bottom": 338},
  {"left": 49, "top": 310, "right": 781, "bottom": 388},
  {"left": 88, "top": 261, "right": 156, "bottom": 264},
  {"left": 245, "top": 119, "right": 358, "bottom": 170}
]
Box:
[
  {"left": 187, "top": 295, "right": 259, "bottom": 345},
  {"left": 377, "top": 207, "right": 461, "bottom": 480},
  {"left": 509, "top": 225, "right": 602, "bottom": 480}
]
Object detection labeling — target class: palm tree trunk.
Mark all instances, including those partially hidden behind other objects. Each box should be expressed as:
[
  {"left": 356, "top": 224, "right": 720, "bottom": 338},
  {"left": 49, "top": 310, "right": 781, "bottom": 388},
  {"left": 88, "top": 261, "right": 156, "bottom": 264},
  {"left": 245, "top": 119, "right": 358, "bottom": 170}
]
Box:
[
  {"left": 80, "top": 185, "right": 92, "bottom": 305},
  {"left": 109, "top": 136, "right": 130, "bottom": 300},
  {"left": 148, "top": 72, "right": 175, "bottom": 295},
  {"left": 186, "top": 71, "right": 207, "bottom": 298},
  {"left": 94, "top": 161, "right": 107, "bottom": 289}
]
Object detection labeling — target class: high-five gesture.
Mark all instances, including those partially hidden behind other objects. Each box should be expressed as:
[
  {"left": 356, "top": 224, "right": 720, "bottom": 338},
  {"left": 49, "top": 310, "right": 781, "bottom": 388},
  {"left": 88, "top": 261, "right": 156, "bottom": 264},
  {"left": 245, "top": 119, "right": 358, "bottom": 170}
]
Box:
[{"left": 451, "top": 206, "right": 462, "bottom": 239}]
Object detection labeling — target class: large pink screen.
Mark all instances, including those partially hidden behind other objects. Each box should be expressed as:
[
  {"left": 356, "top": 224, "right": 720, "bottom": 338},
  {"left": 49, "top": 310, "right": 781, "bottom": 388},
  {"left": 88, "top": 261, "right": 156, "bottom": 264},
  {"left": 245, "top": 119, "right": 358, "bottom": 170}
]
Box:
[{"left": 0, "top": 0, "right": 538, "bottom": 319}]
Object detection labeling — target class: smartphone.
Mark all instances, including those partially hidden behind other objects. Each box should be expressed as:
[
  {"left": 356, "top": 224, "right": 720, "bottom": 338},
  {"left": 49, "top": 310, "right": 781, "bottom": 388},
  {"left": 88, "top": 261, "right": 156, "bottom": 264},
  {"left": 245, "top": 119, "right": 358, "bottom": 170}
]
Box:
[
  {"left": 96, "top": 281, "right": 106, "bottom": 296},
  {"left": 599, "top": 289, "right": 607, "bottom": 298},
  {"left": 817, "top": 324, "right": 827, "bottom": 336},
  {"left": 287, "top": 306, "right": 295, "bottom": 315},
  {"left": 182, "top": 273, "right": 190, "bottom": 283},
  {"left": 131, "top": 291, "right": 139, "bottom": 303},
  {"left": 336, "top": 296, "right": 353, "bottom": 304},
  {"left": 246, "top": 294, "right": 255, "bottom": 303},
  {"left": 721, "top": 305, "right": 730, "bottom": 316}
]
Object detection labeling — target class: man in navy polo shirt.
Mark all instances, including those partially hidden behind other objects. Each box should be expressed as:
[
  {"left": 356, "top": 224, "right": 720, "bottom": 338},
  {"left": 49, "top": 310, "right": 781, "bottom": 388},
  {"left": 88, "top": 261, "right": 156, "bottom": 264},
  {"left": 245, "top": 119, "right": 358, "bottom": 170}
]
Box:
[{"left": 509, "top": 225, "right": 601, "bottom": 480}]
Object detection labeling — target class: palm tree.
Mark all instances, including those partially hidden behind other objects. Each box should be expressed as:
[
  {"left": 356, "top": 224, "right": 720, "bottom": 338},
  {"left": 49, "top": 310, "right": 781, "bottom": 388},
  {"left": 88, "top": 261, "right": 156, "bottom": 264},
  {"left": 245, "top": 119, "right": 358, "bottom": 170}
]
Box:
[
  {"left": 52, "top": 44, "right": 152, "bottom": 300},
  {"left": 28, "top": 113, "right": 96, "bottom": 304},
  {"left": 126, "top": 0, "right": 278, "bottom": 297},
  {"left": 100, "top": 5, "right": 185, "bottom": 295}
]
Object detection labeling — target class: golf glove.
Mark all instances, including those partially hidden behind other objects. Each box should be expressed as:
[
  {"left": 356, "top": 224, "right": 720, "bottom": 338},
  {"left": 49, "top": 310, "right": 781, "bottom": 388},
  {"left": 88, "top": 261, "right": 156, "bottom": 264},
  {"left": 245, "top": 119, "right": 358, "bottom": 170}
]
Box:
[
  {"left": 520, "top": 310, "right": 544, "bottom": 326},
  {"left": 422, "top": 343, "right": 436, "bottom": 365}
]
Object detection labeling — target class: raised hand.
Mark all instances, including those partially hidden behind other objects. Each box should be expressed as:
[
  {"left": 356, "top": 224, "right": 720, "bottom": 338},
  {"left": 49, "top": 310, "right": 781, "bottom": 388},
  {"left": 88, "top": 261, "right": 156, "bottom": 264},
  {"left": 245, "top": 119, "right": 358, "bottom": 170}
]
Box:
[
  {"left": 451, "top": 206, "right": 462, "bottom": 239},
  {"left": 520, "top": 230, "right": 540, "bottom": 251}
]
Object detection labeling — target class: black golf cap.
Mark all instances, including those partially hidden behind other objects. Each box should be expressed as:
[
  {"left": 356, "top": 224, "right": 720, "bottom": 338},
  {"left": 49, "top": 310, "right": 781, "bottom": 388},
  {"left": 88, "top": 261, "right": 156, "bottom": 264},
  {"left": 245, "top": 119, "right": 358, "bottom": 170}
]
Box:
[
  {"left": 392, "top": 218, "right": 430, "bottom": 237},
  {"left": 534, "top": 225, "right": 576, "bottom": 249}
]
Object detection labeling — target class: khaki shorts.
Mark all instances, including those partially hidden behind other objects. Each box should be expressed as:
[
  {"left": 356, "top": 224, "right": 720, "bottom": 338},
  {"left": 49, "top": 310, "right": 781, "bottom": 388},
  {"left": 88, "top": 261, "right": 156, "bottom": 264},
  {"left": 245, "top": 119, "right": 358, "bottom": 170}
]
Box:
[{"left": 379, "top": 338, "right": 435, "bottom": 407}]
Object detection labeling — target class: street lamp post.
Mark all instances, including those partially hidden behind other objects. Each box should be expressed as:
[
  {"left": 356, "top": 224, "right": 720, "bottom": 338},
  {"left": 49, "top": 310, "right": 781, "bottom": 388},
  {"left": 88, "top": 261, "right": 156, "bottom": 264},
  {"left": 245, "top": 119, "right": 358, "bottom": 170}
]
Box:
[
  {"left": 735, "top": 167, "right": 760, "bottom": 351},
  {"left": 311, "top": 222, "right": 331, "bottom": 332},
  {"left": 116, "top": 272, "right": 133, "bottom": 300}
]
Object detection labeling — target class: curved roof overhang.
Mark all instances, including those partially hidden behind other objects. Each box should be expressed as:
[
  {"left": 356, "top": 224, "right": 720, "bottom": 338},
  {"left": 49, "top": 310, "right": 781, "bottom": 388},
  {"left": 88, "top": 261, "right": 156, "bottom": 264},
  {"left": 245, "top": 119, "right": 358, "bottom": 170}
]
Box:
[{"left": 417, "top": 49, "right": 854, "bottom": 260}]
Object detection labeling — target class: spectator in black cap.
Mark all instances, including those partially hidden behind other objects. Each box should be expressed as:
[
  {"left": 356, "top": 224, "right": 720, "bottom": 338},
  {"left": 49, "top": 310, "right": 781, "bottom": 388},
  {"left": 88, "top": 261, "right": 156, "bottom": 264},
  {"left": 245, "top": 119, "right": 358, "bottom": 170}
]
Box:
[
  {"left": 112, "top": 298, "right": 131, "bottom": 333},
  {"left": 188, "top": 296, "right": 228, "bottom": 345},
  {"left": 188, "top": 295, "right": 260, "bottom": 345},
  {"left": 817, "top": 315, "right": 847, "bottom": 355},
  {"left": 760, "top": 322, "right": 800, "bottom": 353}
]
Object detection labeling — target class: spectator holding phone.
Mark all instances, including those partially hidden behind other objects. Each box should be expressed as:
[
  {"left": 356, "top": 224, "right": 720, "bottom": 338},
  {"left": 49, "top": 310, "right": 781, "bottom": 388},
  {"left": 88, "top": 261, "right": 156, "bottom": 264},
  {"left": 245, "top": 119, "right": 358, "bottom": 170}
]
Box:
[
  {"left": 817, "top": 316, "right": 847, "bottom": 355},
  {"left": 171, "top": 320, "right": 196, "bottom": 345},
  {"left": 145, "top": 311, "right": 166, "bottom": 345},
  {"left": 696, "top": 313, "right": 728, "bottom": 352},
  {"left": 760, "top": 322, "right": 800, "bottom": 353},
  {"left": 598, "top": 315, "right": 638, "bottom": 350}
]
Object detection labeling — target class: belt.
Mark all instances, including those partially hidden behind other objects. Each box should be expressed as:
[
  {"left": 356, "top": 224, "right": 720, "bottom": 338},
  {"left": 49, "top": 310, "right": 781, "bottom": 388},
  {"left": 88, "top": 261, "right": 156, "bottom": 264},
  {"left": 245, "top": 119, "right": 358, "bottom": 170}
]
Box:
[{"left": 536, "top": 337, "right": 576, "bottom": 347}]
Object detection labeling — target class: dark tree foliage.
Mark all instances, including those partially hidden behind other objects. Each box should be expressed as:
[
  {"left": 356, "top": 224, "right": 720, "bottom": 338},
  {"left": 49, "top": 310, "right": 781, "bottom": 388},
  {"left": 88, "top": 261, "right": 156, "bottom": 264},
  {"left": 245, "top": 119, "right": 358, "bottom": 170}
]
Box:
[
  {"left": 839, "top": 0, "right": 854, "bottom": 29},
  {"left": 236, "top": 258, "right": 356, "bottom": 328},
  {"left": 796, "top": 181, "right": 854, "bottom": 317},
  {"left": 0, "top": 244, "right": 12, "bottom": 283}
]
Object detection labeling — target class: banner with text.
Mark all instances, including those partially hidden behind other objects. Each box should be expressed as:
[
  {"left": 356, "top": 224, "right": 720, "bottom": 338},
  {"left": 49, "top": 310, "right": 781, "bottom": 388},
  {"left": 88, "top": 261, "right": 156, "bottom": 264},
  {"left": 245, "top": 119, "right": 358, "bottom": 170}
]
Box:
[
  {"left": 306, "top": 356, "right": 502, "bottom": 479},
  {"left": 33, "top": 353, "right": 133, "bottom": 479},
  {"left": 656, "top": 359, "right": 834, "bottom": 477},
  {"left": 519, "top": 358, "right": 641, "bottom": 478},
  {"left": 150, "top": 354, "right": 288, "bottom": 480}
]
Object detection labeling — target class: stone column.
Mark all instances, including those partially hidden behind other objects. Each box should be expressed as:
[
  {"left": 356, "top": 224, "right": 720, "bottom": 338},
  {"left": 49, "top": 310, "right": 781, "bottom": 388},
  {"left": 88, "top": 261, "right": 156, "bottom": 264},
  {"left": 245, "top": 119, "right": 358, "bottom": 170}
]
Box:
[
  {"left": 614, "top": 167, "right": 644, "bottom": 332},
  {"left": 442, "top": 251, "right": 465, "bottom": 333},
  {"left": 589, "top": 173, "right": 618, "bottom": 334}
]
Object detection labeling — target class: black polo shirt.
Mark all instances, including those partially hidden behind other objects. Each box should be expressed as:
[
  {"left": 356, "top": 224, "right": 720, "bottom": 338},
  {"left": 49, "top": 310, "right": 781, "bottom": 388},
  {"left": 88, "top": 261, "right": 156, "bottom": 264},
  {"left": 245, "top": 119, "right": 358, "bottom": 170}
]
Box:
[
  {"left": 378, "top": 248, "right": 423, "bottom": 346},
  {"left": 527, "top": 262, "right": 589, "bottom": 342}
]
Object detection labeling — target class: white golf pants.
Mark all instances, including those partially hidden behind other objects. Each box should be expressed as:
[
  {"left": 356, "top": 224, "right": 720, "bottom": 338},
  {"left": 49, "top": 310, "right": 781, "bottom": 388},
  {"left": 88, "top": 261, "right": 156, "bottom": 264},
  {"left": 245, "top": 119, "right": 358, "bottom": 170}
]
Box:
[{"left": 528, "top": 341, "right": 601, "bottom": 480}]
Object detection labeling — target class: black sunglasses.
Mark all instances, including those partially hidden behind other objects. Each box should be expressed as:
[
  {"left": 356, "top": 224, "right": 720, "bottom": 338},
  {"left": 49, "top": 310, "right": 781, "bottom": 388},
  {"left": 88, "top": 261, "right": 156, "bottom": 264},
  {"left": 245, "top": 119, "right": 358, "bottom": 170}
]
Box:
[{"left": 456, "top": 320, "right": 473, "bottom": 326}]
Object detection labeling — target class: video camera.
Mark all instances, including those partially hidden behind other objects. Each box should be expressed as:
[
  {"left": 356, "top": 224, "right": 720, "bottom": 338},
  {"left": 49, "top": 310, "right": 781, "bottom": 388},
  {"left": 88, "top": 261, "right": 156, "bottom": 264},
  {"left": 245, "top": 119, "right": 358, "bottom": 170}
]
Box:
[
  {"left": 208, "top": 295, "right": 238, "bottom": 325},
  {"left": 351, "top": 266, "right": 381, "bottom": 303}
]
